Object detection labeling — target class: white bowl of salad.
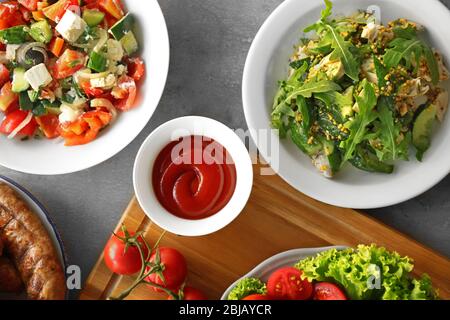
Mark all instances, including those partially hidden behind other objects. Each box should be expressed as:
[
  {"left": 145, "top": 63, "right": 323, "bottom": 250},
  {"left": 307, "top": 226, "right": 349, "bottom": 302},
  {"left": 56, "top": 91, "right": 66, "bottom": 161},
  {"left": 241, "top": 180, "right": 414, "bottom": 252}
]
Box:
[
  {"left": 0, "top": 0, "right": 169, "bottom": 175},
  {"left": 243, "top": 0, "right": 450, "bottom": 208}
]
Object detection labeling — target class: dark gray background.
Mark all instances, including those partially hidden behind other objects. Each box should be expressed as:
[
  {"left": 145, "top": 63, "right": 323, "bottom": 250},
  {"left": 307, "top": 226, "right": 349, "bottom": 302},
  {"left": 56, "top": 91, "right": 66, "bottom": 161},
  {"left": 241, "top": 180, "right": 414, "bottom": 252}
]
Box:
[{"left": 0, "top": 0, "right": 449, "bottom": 299}]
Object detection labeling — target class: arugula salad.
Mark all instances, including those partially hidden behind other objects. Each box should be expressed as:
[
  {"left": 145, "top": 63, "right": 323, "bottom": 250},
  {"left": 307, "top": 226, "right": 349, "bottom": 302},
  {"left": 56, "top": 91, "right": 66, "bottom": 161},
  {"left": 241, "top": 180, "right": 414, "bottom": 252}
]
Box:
[
  {"left": 271, "top": 0, "right": 449, "bottom": 177},
  {"left": 0, "top": 0, "right": 145, "bottom": 146},
  {"left": 227, "top": 244, "right": 438, "bottom": 300}
]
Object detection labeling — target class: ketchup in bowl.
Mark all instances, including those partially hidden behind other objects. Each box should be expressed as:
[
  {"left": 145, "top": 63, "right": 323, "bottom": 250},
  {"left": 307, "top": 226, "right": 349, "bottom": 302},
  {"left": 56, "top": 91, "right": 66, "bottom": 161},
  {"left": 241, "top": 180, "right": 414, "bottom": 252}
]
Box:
[{"left": 152, "top": 136, "right": 237, "bottom": 220}]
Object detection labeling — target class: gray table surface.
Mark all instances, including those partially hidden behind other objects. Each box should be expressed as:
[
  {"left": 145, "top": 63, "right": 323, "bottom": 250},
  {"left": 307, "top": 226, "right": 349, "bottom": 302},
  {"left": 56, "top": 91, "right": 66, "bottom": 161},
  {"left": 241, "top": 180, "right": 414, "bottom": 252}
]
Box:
[{"left": 1, "top": 0, "right": 449, "bottom": 299}]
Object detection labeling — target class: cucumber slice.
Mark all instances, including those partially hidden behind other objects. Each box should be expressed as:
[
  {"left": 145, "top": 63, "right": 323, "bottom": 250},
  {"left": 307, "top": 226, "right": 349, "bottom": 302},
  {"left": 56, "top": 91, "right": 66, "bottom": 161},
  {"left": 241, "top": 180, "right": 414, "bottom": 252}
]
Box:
[
  {"left": 87, "top": 51, "right": 107, "bottom": 72},
  {"left": 120, "top": 31, "right": 139, "bottom": 55},
  {"left": 29, "top": 20, "right": 53, "bottom": 44},
  {"left": 109, "top": 13, "right": 134, "bottom": 40},
  {"left": 12, "top": 68, "right": 30, "bottom": 93},
  {"left": 413, "top": 104, "right": 437, "bottom": 161},
  {"left": 83, "top": 9, "right": 105, "bottom": 27}
]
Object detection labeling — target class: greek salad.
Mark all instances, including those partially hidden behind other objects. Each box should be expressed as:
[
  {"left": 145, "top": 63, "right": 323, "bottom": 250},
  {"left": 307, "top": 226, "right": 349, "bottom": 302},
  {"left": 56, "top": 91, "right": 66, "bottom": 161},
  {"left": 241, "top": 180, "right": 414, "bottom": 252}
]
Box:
[
  {"left": 0, "top": 0, "right": 145, "bottom": 146},
  {"left": 271, "top": 0, "right": 449, "bottom": 177},
  {"left": 227, "top": 244, "right": 438, "bottom": 300}
]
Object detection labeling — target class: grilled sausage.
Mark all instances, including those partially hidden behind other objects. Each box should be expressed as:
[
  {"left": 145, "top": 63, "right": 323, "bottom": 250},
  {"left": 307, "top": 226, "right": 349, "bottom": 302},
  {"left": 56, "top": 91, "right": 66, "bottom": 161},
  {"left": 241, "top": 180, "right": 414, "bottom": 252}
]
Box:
[
  {"left": 0, "top": 183, "right": 66, "bottom": 300},
  {"left": 0, "top": 256, "right": 23, "bottom": 293}
]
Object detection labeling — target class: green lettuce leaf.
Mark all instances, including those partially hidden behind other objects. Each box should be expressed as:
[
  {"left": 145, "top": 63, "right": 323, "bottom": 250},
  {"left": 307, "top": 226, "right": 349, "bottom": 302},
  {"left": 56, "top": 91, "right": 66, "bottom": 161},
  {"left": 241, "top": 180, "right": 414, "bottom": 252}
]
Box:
[
  {"left": 227, "top": 277, "right": 267, "bottom": 300},
  {"left": 295, "top": 244, "right": 438, "bottom": 300}
]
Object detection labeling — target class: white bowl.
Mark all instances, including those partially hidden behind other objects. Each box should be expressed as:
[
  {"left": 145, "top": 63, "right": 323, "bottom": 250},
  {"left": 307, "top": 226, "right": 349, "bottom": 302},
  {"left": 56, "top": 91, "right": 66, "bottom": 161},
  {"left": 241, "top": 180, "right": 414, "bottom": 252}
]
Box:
[
  {"left": 243, "top": 0, "right": 450, "bottom": 209},
  {"left": 133, "top": 116, "right": 253, "bottom": 236},
  {"left": 0, "top": 0, "right": 170, "bottom": 175},
  {"left": 221, "top": 246, "right": 347, "bottom": 300}
]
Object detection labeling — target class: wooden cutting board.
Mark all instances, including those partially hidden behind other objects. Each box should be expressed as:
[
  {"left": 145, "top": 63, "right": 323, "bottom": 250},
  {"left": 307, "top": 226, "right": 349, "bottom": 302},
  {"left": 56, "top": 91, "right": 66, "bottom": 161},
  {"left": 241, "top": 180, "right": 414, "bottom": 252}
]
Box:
[{"left": 80, "top": 165, "right": 450, "bottom": 300}]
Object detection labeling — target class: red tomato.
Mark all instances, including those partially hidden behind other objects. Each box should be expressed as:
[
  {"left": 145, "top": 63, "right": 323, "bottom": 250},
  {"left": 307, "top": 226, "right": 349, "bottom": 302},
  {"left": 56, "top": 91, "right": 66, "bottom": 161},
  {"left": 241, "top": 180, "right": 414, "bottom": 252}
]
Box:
[
  {"left": 60, "top": 110, "right": 111, "bottom": 146},
  {"left": 80, "top": 80, "right": 104, "bottom": 98},
  {"left": 0, "top": 110, "right": 37, "bottom": 136},
  {"left": 0, "top": 64, "right": 10, "bottom": 88},
  {"left": 126, "top": 57, "right": 145, "bottom": 81},
  {"left": 146, "top": 247, "right": 187, "bottom": 292},
  {"left": 0, "top": 82, "right": 18, "bottom": 113},
  {"left": 168, "top": 287, "right": 208, "bottom": 300},
  {"left": 53, "top": 49, "right": 85, "bottom": 80},
  {"left": 18, "top": 0, "right": 38, "bottom": 11},
  {"left": 36, "top": 114, "right": 60, "bottom": 139},
  {"left": 103, "top": 231, "right": 149, "bottom": 275},
  {"left": 43, "top": 0, "right": 80, "bottom": 22},
  {"left": 313, "top": 282, "right": 347, "bottom": 300},
  {"left": 0, "top": 1, "right": 23, "bottom": 28},
  {"left": 98, "top": 0, "right": 124, "bottom": 20},
  {"left": 112, "top": 75, "right": 137, "bottom": 111},
  {"left": 243, "top": 294, "right": 271, "bottom": 301},
  {"left": 267, "top": 267, "right": 313, "bottom": 300}
]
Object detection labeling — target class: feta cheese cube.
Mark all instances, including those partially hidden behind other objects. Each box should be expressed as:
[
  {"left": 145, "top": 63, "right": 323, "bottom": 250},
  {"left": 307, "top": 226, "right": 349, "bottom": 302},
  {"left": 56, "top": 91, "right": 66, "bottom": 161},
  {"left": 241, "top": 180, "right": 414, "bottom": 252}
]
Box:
[
  {"left": 24, "top": 63, "right": 53, "bottom": 91},
  {"left": 56, "top": 10, "right": 87, "bottom": 43},
  {"left": 6, "top": 44, "right": 20, "bottom": 60},
  {"left": 90, "top": 77, "right": 106, "bottom": 88}
]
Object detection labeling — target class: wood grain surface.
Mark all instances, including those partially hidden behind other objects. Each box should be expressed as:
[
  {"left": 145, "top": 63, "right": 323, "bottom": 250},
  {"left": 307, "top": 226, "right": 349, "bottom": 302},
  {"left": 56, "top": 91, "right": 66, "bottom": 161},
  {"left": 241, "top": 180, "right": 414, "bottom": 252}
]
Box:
[{"left": 80, "top": 165, "right": 450, "bottom": 300}]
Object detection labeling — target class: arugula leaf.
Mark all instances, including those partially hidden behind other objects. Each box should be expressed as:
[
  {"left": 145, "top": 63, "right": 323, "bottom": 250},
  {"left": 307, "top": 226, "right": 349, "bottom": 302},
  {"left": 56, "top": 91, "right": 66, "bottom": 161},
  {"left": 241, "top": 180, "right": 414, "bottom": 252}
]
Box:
[
  {"left": 304, "top": 0, "right": 333, "bottom": 32},
  {"left": 325, "top": 24, "right": 360, "bottom": 81},
  {"left": 340, "top": 80, "right": 378, "bottom": 163},
  {"left": 384, "top": 33, "right": 439, "bottom": 84},
  {"left": 373, "top": 55, "right": 387, "bottom": 88},
  {"left": 376, "top": 96, "right": 410, "bottom": 161},
  {"left": 297, "top": 96, "right": 312, "bottom": 132}
]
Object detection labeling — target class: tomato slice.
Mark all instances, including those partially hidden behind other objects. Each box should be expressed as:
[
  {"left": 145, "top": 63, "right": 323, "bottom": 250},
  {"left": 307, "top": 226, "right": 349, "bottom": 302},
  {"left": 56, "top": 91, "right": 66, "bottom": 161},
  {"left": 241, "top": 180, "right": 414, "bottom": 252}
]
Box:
[
  {"left": 60, "top": 110, "right": 112, "bottom": 146},
  {"left": 0, "top": 110, "right": 37, "bottom": 136},
  {"left": 112, "top": 75, "right": 137, "bottom": 111},
  {"left": 53, "top": 49, "right": 85, "bottom": 80},
  {"left": 80, "top": 80, "right": 104, "bottom": 98},
  {"left": 18, "top": 0, "right": 38, "bottom": 12},
  {"left": 267, "top": 267, "right": 313, "bottom": 300},
  {"left": 43, "top": 0, "right": 80, "bottom": 22},
  {"left": 36, "top": 114, "right": 60, "bottom": 139},
  {"left": 98, "top": 0, "right": 124, "bottom": 20},
  {"left": 126, "top": 57, "right": 145, "bottom": 81},
  {"left": 313, "top": 282, "right": 347, "bottom": 300},
  {"left": 0, "top": 82, "right": 18, "bottom": 113},
  {"left": 0, "top": 1, "right": 24, "bottom": 28},
  {"left": 242, "top": 294, "right": 271, "bottom": 300},
  {"left": 0, "top": 64, "right": 10, "bottom": 88}
]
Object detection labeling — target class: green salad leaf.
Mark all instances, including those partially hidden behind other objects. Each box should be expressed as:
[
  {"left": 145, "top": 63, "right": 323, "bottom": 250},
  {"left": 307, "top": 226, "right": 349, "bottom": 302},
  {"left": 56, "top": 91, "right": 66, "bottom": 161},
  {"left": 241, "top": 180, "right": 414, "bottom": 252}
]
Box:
[
  {"left": 340, "top": 80, "right": 378, "bottom": 163},
  {"left": 295, "top": 244, "right": 438, "bottom": 300},
  {"left": 227, "top": 278, "right": 267, "bottom": 300}
]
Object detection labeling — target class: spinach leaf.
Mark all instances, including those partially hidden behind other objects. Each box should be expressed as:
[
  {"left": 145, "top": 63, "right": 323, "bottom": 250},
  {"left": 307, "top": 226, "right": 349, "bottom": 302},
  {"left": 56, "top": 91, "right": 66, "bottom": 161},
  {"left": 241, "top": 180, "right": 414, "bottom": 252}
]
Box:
[{"left": 340, "top": 80, "right": 378, "bottom": 163}]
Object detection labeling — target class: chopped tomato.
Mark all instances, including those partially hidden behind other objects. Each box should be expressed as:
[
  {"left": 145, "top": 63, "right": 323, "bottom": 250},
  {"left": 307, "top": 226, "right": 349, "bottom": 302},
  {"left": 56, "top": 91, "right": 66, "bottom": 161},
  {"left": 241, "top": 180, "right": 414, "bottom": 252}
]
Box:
[
  {"left": 267, "top": 267, "right": 313, "bottom": 300},
  {"left": 313, "top": 282, "right": 347, "bottom": 300},
  {"left": 0, "top": 64, "right": 10, "bottom": 88},
  {"left": 53, "top": 49, "right": 85, "bottom": 80},
  {"left": 111, "top": 75, "right": 137, "bottom": 111},
  {"left": 243, "top": 294, "right": 271, "bottom": 300},
  {"left": 36, "top": 114, "right": 60, "bottom": 139},
  {"left": 0, "top": 1, "right": 24, "bottom": 28},
  {"left": 43, "top": 0, "right": 79, "bottom": 22},
  {"left": 0, "top": 110, "right": 37, "bottom": 136},
  {"left": 98, "top": 0, "right": 124, "bottom": 20},
  {"left": 49, "top": 37, "right": 65, "bottom": 57},
  {"left": 18, "top": 0, "right": 38, "bottom": 11},
  {"left": 80, "top": 80, "right": 104, "bottom": 97},
  {"left": 126, "top": 57, "right": 145, "bottom": 82},
  {"left": 0, "top": 82, "right": 18, "bottom": 113},
  {"left": 60, "top": 110, "right": 112, "bottom": 146}
]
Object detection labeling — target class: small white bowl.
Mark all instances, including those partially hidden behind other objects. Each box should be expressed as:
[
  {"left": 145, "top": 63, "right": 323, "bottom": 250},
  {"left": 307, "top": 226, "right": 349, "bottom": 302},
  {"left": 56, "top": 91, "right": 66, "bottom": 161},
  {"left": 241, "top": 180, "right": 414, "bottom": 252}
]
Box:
[{"left": 133, "top": 116, "right": 253, "bottom": 236}]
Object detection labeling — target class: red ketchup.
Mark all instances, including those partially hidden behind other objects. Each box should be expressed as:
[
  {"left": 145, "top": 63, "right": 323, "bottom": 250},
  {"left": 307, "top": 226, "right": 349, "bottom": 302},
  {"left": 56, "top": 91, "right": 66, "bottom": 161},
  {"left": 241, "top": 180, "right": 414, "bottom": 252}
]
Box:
[{"left": 152, "top": 136, "right": 237, "bottom": 220}]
